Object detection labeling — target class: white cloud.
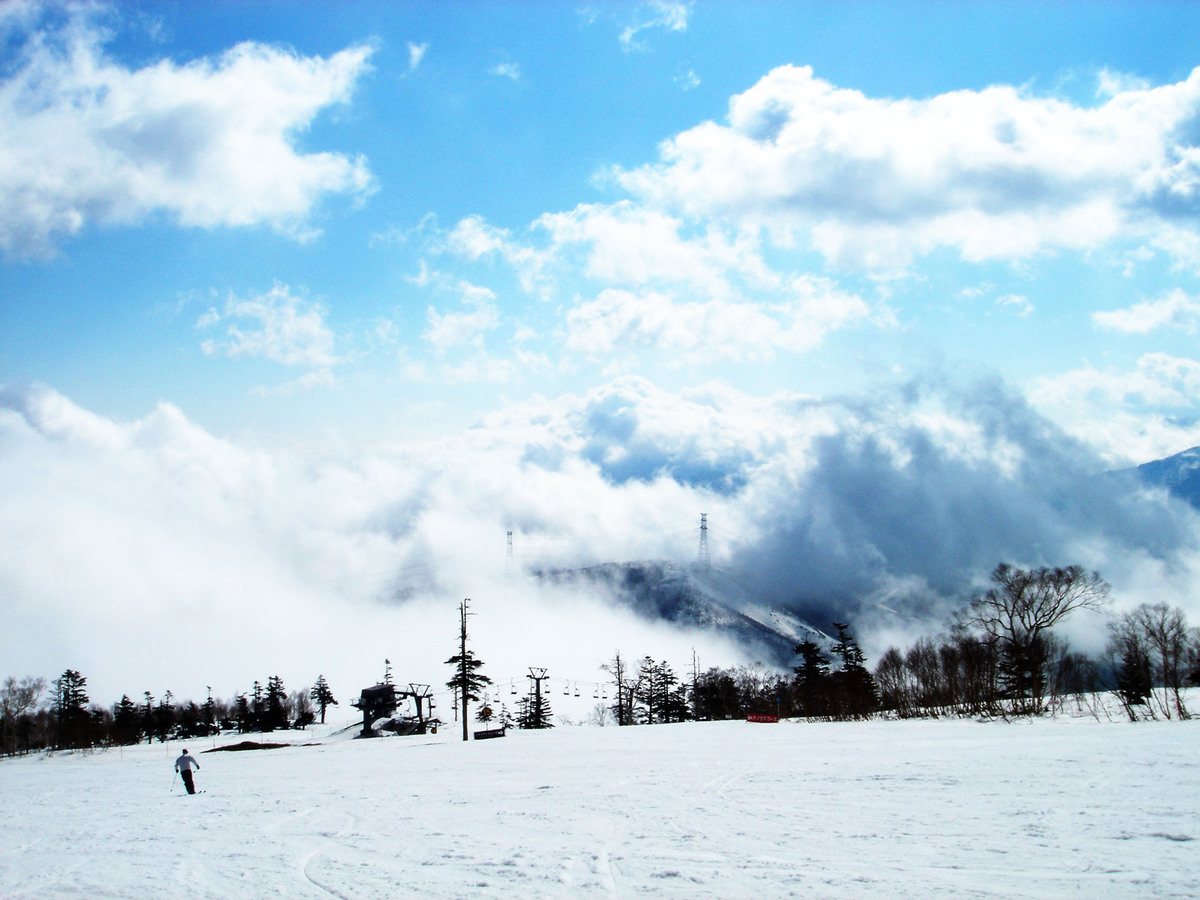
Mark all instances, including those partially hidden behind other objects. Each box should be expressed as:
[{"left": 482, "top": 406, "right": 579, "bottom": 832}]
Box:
[
  {"left": 1028, "top": 353, "right": 1200, "bottom": 463},
  {"left": 536, "top": 201, "right": 775, "bottom": 298},
  {"left": 407, "top": 41, "right": 428, "bottom": 73},
  {"left": 490, "top": 62, "right": 521, "bottom": 82},
  {"left": 614, "top": 64, "right": 1200, "bottom": 273},
  {"left": 620, "top": 1, "right": 691, "bottom": 52},
  {"left": 996, "top": 294, "right": 1033, "bottom": 317},
  {"left": 447, "top": 215, "right": 553, "bottom": 297},
  {"left": 424, "top": 283, "right": 501, "bottom": 352},
  {"left": 1093, "top": 288, "right": 1200, "bottom": 334},
  {"left": 565, "top": 276, "right": 873, "bottom": 363},
  {"left": 0, "top": 7, "right": 374, "bottom": 258},
  {"left": 3, "top": 374, "right": 1198, "bottom": 702},
  {"left": 198, "top": 282, "right": 339, "bottom": 372},
  {"left": 675, "top": 69, "right": 700, "bottom": 91}
]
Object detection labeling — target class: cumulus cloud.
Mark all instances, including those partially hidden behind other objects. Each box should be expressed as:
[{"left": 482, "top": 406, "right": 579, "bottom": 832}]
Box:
[
  {"left": 537, "top": 201, "right": 776, "bottom": 298},
  {"left": 613, "top": 64, "right": 1200, "bottom": 272},
  {"left": 1093, "top": 288, "right": 1200, "bottom": 334},
  {"left": 447, "top": 215, "right": 553, "bottom": 297},
  {"left": 0, "top": 6, "right": 374, "bottom": 258},
  {"left": 565, "top": 276, "right": 873, "bottom": 363},
  {"left": 198, "top": 282, "right": 339, "bottom": 372},
  {"left": 424, "top": 283, "right": 501, "bottom": 352},
  {"left": 1029, "top": 353, "right": 1200, "bottom": 463}
]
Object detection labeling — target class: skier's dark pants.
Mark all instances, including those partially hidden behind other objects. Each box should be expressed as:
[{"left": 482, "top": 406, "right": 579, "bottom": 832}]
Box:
[{"left": 181, "top": 770, "right": 195, "bottom": 794}]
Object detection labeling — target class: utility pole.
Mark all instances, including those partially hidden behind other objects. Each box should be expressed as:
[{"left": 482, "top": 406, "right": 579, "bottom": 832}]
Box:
[
  {"left": 528, "top": 667, "right": 549, "bottom": 729},
  {"left": 691, "top": 649, "right": 700, "bottom": 720},
  {"left": 457, "top": 598, "right": 470, "bottom": 742},
  {"left": 698, "top": 513, "right": 710, "bottom": 569},
  {"left": 506, "top": 531, "right": 514, "bottom": 574}
]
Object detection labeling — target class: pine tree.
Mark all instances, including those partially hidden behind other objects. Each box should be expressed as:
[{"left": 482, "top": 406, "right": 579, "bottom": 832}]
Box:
[
  {"left": 310, "top": 675, "right": 338, "bottom": 724},
  {"left": 251, "top": 681, "right": 265, "bottom": 731},
  {"left": 234, "top": 692, "right": 251, "bottom": 733},
  {"left": 830, "top": 622, "right": 880, "bottom": 720},
  {"left": 54, "top": 669, "right": 90, "bottom": 749},
  {"left": 1115, "top": 645, "right": 1153, "bottom": 709},
  {"left": 265, "top": 676, "right": 288, "bottom": 731},
  {"left": 516, "top": 681, "right": 554, "bottom": 729},
  {"left": 793, "top": 639, "right": 831, "bottom": 718},
  {"left": 445, "top": 599, "right": 493, "bottom": 741},
  {"left": 142, "top": 692, "right": 155, "bottom": 745},
  {"left": 201, "top": 693, "right": 217, "bottom": 736},
  {"left": 153, "top": 690, "right": 176, "bottom": 742}
]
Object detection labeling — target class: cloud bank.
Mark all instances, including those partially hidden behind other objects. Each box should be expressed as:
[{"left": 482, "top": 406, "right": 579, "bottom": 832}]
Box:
[{"left": 3, "top": 375, "right": 1196, "bottom": 702}]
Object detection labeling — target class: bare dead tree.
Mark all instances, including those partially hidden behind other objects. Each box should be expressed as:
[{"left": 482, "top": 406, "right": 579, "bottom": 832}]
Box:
[{"left": 964, "top": 564, "right": 1110, "bottom": 714}]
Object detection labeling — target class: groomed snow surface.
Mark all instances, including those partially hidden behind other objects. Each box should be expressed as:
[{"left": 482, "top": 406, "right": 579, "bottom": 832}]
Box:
[{"left": 3, "top": 715, "right": 1197, "bottom": 898}]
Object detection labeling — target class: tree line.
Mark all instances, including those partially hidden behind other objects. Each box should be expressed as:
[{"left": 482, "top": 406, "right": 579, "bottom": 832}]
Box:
[
  {"left": 873, "top": 565, "right": 1200, "bottom": 721},
  {"left": 9, "top": 564, "right": 1200, "bottom": 754},
  {"left": 0, "top": 672, "right": 338, "bottom": 756}
]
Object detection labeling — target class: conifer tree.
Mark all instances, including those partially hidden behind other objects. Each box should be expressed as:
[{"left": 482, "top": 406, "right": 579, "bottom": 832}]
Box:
[
  {"left": 793, "top": 639, "right": 831, "bottom": 718},
  {"left": 251, "top": 681, "right": 265, "bottom": 731},
  {"left": 516, "top": 681, "right": 554, "bottom": 729},
  {"left": 830, "top": 622, "right": 880, "bottom": 719},
  {"left": 234, "top": 692, "right": 251, "bottom": 733},
  {"left": 153, "top": 690, "right": 176, "bottom": 742},
  {"left": 200, "top": 688, "right": 217, "bottom": 735},
  {"left": 310, "top": 675, "right": 338, "bottom": 724},
  {"left": 265, "top": 676, "right": 288, "bottom": 731},
  {"left": 54, "top": 669, "right": 89, "bottom": 749},
  {"left": 445, "top": 599, "right": 492, "bottom": 741},
  {"left": 142, "top": 692, "right": 155, "bottom": 744},
  {"left": 1115, "top": 645, "right": 1153, "bottom": 710}
]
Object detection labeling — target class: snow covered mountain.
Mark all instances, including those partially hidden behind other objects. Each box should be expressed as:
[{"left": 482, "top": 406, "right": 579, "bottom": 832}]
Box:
[
  {"left": 1133, "top": 445, "right": 1200, "bottom": 508},
  {"left": 534, "top": 561, "right": 822, "bottom": 665}
]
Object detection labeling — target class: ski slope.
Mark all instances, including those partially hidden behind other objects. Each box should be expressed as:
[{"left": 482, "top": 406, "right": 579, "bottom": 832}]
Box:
[{"left": 2, "top": 716, "right": 1197, "bottom": 898}]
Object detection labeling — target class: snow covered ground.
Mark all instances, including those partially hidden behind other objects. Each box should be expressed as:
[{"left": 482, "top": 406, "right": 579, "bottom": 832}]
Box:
[{"left": 3, "top": 715, "right": 1198, "bottom": 898}]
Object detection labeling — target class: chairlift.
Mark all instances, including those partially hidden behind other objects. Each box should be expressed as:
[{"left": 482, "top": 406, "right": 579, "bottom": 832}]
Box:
[
  {"left": 592, "top": 687, "right": 599, "bottom": 699},
  {"left": 510, "top": 680, "right": 517, "bottom": 696},
  {"left": 563, "top": 681, "right": 570, "bottom": 696},
  {"left": 574, "top": 684, "right": 581, "bottom": 697}
]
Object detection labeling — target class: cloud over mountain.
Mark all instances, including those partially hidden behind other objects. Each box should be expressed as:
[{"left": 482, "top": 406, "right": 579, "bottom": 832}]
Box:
[{"left": 4, "top": 373, "right": 1197, "bottom": 698}]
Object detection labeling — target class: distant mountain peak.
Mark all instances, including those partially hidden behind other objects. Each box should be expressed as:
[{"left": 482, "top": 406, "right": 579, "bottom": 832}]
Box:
[
  {"left": 1132, "top": 445, "right": 1200, "bottom": 509},
  {"left": 533, "top": 560, "right": 812, "bottom": 665}
]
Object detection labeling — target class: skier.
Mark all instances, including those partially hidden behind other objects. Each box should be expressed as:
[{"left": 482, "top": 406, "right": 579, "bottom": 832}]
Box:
[{"left": 175, "top": 748, "right": 201, "bottom": 794}]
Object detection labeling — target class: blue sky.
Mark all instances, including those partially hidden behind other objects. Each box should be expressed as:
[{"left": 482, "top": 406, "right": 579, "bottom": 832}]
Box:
[
  {"left": 4, "top": 1, "right": 1200, "bottom": 700},
  {"left": 4, "top": 0, "right": 1200, "bottom": 451}
]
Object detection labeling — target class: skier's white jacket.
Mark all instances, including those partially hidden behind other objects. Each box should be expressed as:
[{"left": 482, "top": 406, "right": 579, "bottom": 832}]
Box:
[{"left": 175, "top": 753, "right": 199, "bottom": 772}]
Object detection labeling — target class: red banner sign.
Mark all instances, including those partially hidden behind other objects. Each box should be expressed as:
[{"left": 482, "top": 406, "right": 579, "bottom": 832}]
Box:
[{"left": 746, "top": 714, "right": 779, "bottom": 723}]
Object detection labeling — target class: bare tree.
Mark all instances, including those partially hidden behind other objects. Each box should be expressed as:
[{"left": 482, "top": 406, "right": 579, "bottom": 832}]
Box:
[
  {"left": 964, "top": 564, "right": 1110, "bottom": 714},
  {"left": 1113, "top": 604, "right": 1193, "bottom": 720},
  {"left": 1, "top": 676, "right": 46, "bottom": 755}
]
